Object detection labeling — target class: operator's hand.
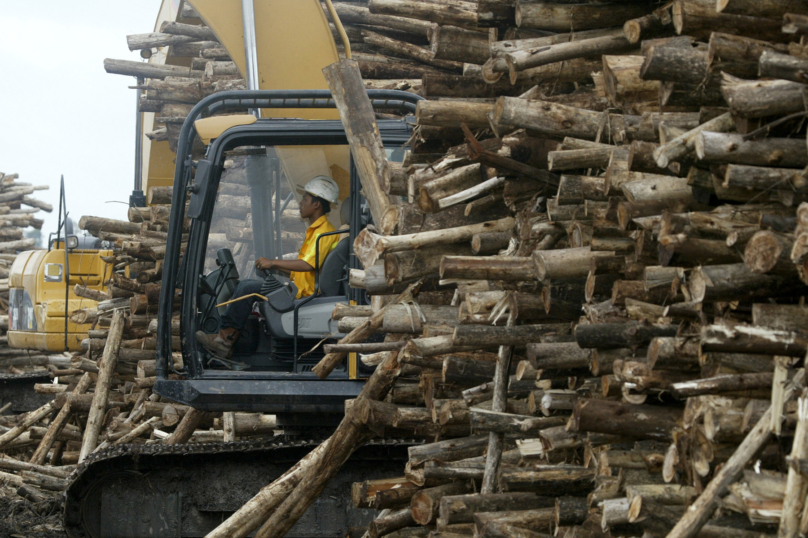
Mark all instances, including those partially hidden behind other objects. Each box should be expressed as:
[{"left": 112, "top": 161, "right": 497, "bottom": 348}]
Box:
[{"left": 255, "top": 257, "right": 273, "bottom": 271}]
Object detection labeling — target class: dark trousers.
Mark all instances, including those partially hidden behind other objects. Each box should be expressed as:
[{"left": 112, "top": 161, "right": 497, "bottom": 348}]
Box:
[{"left": 218, "top": 279, "right": 264, "bottom": 331}]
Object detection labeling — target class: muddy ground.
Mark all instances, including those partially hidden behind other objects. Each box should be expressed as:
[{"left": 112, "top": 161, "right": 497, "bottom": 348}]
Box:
[{"left": 0, "top": 485, "right": 65, "bottom": 538}]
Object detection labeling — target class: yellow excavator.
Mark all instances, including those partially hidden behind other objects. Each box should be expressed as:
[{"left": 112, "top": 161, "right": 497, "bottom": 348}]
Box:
[
  {"left": 64, "top": 2, "right": 421, "bottom": 536},
  {"left": 7, "top": 178, "right": 112, "bottom": 352}
]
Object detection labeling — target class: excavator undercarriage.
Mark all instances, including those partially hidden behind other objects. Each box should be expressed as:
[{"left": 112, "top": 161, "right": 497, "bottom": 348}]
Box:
[{"left": 65, "top": 438, "right": 413, "bottom": 538}]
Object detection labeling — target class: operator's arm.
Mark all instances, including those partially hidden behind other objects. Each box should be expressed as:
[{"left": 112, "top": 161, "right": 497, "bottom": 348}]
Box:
[{"left": 256, "top": 257, "right": 313, "bottom": 273}]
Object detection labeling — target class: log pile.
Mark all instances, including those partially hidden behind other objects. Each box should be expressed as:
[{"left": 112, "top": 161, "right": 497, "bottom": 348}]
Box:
[
  {"left": 0, "top": 172, "right": 50, "bottom": 276},
  {"left": 205, "top": 2, "right": 808, "bottom": 537},
  {"left": 0, "top": 171, "right": 65, "bottom": 386},
  {"left": 38, "top": 1, "right": 808, "bottom": 536}
]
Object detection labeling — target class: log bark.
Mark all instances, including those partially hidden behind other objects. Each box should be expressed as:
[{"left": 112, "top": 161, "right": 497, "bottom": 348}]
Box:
[
  {"left": 549, "top": 148, "right": 620, "bottom": 171},
  {"left": 78, "top": 310, "right": 124, "bottom": 462},
  {"left": 416, "top": 100, "right": 493, "bottom": 129},
  {"left": 160, "top": 21, "right": 218, "bottom": 40},
  {"left": 695, "top": 132, "right": 808, "bottom": 168},
  {"left": 440, "top": 492, "right": 555, "bottom": 525},
  {"left": 369, "top": 508, "right": 417, "bottom": 538},
  {"left": 751, "top": 303, "right": 808, "bottom": 332},
  {"left": 575, "top": 321, "right": 677, "bottom": 350},
  {"left": 758, "top": 50, "right": 808, "bottom": 84},
  {"left": 701, "top": 323, "right": 808, "bottom": 357},
  {"left": 362, "top": 30, "right": 463, "bottom": 72},
  {"left": 506, "top": 31, "right": 631, "bottom": 73},
  {"left": 385, "top": 244, "right": 471, "bottom": 284},
  {"left": 333, "top": 2, "right": 435, "bottom": 37},
  {"left": 0, "top": 401, "right": 56, "bottom": 451},
  {"left": 569, "top": 399, "right": 681, "bottom": 441},
  {"left": 323, "top": 59, "right": 391, "bottom": 229},
  {"left": 469, "top": 409, "right": 567, "bottom": 434},
  {"left": 707, "top": 32, "right": 788, "bottom": 79},
  {"left": 721, "top": 75, "right": 807, "bottom": 119},
  {"left": 369, "top": 0, "right": 478, "bottom": 27},
  {"left": 672, "top": 0, "right": 786, "bottom": 43},
  {"left": 496, "top": 97, "right": 633, "bottom": 142},
  {"left": 472, "top": 232, "right": 512, "bottom": 255},
  {"left": 453, "top": 324, "right": 569, "bottom": 347},
  {"left": 516, "top": 2, "right": 654, "bottom": 32},
  {"left": 670, "top": 373, "right": 774, "bottom": 398},
  {"left": 440, "top": 256, "right": 535, "bottom": 281},
  {"left": 430, "top": 25, "right": 490, "bottom": 65},
  {"left": 411, "top": 482, "right": 473, "bottom": 525},
  {"left": 126, "top": 32, "right": 197, "bottom": 51},
  {"left": 418, "top": 163, "right": 483, "bottom": 212},
  {"left": 688, "top": 263, "right": 805, "bottom": 303},
  {"left": 164, "top": 408, "right": 209, "bottom": 445},
  {"left": 534, "top": 247, "right": 615, "bottom": 281},
  {"left": 104, "top": 58, "right": 200, "bottom": 80},
  {"left": 205, "top": 443, "right": 329, "bottom": 538}
]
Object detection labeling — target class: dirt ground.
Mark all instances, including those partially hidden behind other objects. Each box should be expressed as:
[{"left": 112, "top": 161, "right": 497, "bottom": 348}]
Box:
[{"left": 0, "top": 484, "right": 65, "bottom": 538}]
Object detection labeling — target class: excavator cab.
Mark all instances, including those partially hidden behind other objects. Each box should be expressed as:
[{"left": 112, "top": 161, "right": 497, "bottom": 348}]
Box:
[{"left": 154, "top": 90, "right": 421, "bottom": 421}]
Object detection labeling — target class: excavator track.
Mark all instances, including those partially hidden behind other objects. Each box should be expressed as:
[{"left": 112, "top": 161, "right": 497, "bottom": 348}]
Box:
[
  {"left": 64, "top": 437, "right": 419, "bottom": 538},
  {"left": 0, "top": 372, "right": 53, "bottom": 414}
]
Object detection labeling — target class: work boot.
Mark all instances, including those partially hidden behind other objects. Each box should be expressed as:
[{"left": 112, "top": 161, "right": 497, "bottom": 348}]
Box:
[{"left": 195, "top": 331, "right": 234, "bottom": 359}]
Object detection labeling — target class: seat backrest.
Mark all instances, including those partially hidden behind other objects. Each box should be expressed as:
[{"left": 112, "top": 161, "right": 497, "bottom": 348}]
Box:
[
  {"left": 340, "top": 195, "right": 352, "bottom": 227},
  {"left": 318, "top": 238, "right": 349, "bottom": 296}
]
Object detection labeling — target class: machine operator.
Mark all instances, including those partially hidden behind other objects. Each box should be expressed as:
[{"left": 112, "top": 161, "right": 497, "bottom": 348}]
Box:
[{"left": 196, "top": 175, "right": 341, "bottom": 361}]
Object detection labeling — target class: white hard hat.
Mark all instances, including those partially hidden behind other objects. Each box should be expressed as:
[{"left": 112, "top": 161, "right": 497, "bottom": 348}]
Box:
[{"left": 299, "top": 175, "right": 339, "bottom": 204}]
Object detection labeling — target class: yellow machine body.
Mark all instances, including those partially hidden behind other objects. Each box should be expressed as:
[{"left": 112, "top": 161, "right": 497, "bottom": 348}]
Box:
[
  {"left": 141, "top": 0, "right": 345, "bottom": 201},
  {"left": 7, "top": 248, "right": 112, "bottom": 352}
]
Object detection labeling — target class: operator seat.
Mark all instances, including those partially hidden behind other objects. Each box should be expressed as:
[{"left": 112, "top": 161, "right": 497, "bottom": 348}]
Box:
[{"left": 317, "top": 196, "right": 352, "bottom": 297}]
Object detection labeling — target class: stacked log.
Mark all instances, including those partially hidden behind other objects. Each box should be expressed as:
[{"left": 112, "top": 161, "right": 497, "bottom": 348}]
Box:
[
  {"left": 199, "top": 2, "right": 808, "bottom": 536},
  {"left": 0, "top": 171, "right": 65, "bottom": 388},
  {"left": 0, "top": 172, "right": 50, "bottom": 274}
]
